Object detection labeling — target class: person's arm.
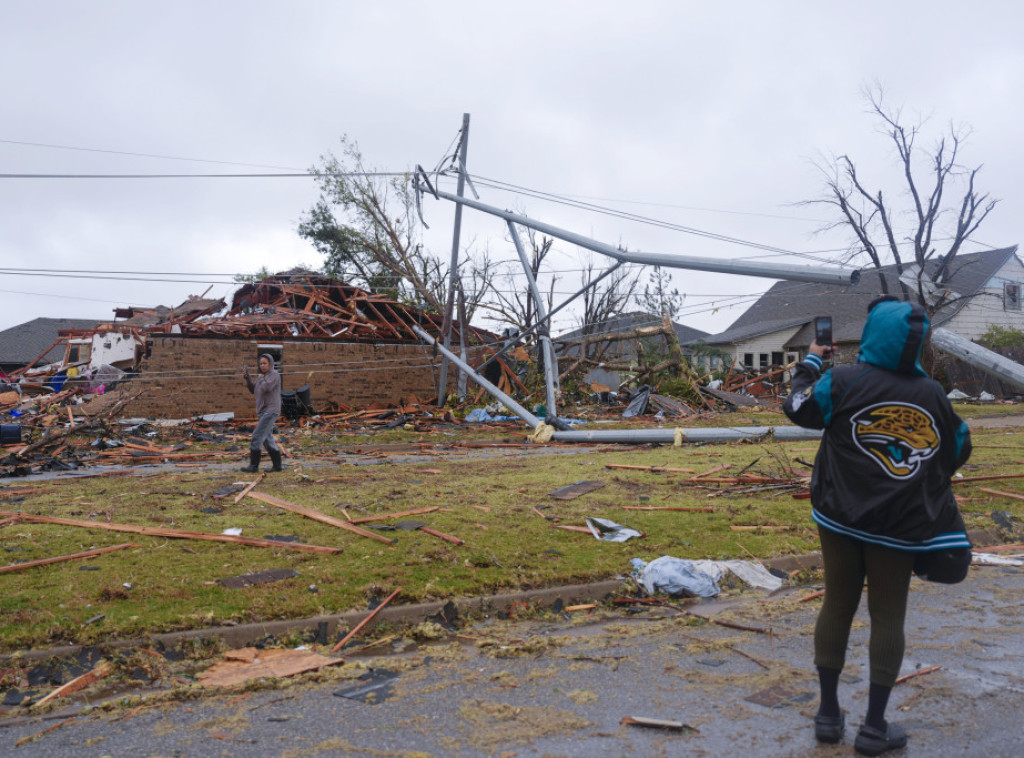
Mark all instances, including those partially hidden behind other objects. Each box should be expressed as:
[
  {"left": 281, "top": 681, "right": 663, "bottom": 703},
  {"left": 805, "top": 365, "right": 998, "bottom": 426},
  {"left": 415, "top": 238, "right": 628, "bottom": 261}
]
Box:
[
  {"left": 782, "top": 340, "right": 831, "bottom": 429},
  {"left": 241, "top": 366, "right": 254, "bottom": 393}
]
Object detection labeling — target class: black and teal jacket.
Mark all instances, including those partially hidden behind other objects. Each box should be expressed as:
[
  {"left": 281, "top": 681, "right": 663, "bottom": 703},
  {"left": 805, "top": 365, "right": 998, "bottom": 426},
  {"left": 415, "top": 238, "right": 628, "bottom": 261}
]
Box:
[{"left": 783, "top": 301, "right": 972, "bottom": 552}]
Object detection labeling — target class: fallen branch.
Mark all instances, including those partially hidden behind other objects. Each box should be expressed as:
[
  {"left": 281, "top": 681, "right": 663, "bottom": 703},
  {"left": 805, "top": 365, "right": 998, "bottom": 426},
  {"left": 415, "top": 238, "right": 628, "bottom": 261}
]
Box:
[{"left": 895, "top": 664, "right": 941, "bottom": 684}]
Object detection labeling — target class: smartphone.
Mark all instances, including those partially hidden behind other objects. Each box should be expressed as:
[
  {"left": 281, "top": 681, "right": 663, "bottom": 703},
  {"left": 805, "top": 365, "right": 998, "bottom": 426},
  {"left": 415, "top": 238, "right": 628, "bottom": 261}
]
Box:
[{"left": 814, "top": 316, "right": 833, "bottom": 346}]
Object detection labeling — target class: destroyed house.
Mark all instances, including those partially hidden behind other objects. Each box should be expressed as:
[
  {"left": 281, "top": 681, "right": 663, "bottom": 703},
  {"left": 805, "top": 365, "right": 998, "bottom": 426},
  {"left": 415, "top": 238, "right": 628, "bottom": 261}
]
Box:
[
  {"left": 21, "top": 271, "right": 496, "bottom": 419},
  {"left": 553, "top": 312, "right": 709, "bottom": 390},
  {"left": 0, "top": 317, "right": 103, "bottom": 374}
]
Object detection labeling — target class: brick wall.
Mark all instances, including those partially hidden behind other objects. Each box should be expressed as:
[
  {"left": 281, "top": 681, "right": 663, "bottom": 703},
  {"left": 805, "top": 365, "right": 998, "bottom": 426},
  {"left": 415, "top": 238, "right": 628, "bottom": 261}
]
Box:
[{"left": 116, "top": 337, "right": 451, "bottom": 419}]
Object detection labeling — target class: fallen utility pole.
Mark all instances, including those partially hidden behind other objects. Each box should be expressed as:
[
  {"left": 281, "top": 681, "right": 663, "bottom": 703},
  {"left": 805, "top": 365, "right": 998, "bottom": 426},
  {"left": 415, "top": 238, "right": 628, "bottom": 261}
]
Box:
[
  {"left": 419, "top": 186, "right": 862, "bottom": 286},
  {"left": 417, "top": 322, "right": 824, "bottom": 444},
  {"left": 931, "top": 327, "right": 1024, "bottom": 391}
]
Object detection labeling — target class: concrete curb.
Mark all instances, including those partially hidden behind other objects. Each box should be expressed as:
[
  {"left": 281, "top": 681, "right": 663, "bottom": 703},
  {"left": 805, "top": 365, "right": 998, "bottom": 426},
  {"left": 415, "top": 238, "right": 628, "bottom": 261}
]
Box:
[{"left": 0, "top": 528, "right": 1002, "bottom": 667}]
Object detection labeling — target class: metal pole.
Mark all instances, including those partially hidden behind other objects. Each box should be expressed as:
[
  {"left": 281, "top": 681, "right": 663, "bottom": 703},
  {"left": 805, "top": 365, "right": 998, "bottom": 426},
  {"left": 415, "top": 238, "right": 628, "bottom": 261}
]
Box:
[
  {"left": 475, "top": 262, "right": 624, "bottom": 374},
  {"left": 507, "top": 221, "right": 559, "bottom": 417},
  {"left": 413, "top": 325, "right": 541, "bottom": 427},
  {"left": 931, "top": 327, "right": 1024, "bottom": 391},
  {"left": 437, "top": 113, "right": 470, "bottom": 406},
  {"left": 422, "top": 187, "right": 860, "bottom": 286},
  {"left": 551, "top": 427, "right": 823, "bottom": 444}
]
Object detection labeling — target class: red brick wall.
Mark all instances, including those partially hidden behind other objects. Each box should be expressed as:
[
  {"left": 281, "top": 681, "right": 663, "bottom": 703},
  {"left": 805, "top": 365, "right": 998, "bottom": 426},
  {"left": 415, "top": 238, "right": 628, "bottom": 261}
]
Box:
[{"left": 118, "top": 337, "right": 450, "bottom": 419}]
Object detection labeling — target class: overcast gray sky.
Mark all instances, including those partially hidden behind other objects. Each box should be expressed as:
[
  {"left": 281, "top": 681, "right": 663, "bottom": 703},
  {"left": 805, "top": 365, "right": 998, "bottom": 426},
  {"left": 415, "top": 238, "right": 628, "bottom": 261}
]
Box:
[{"left": 2, "top": 1, "right": 1022, "bottom": 338}]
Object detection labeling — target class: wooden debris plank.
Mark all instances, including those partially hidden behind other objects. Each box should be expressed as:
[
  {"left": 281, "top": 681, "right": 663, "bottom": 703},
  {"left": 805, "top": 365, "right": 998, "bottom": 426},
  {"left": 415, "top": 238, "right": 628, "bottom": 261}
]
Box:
[
  {"left": 953, "top": 472, "right": 1024, "bottom": 484},
  {"left": 605, "top": 464, "right": 696, "bottom": 474},
  {"left": 689, "top": 464, "right": 731, "bottom": 480},
  {"left": 331, "top": 587, "right": 402, "bottom": 653},
  {"left": 0, "top": 542, "right": 136, "bottom": 574},
  {"left": 552, "top": 524, "right": 593, "bottom": 534},
  {"left": 347, "top": 506, "right": 440, "bottom": 524},
  {"left": 33, "top": 661, "right": 113, "bottom": 707},
  {"left": 621, "top": 506, "right": 714, "bottom": 512},
  {"left": 0, "top": 510, "right": 340, "bottom": 554},
  {"left": 418, "top": 526, "right": 464, "bottom": 546},
  {"left": 977, "top": 487, "right": 1024, "bottom": 502},
  {"left": 245, "top": 491, "right": 394, "bottom": 545},
  {"left": 233, "top": 474, "right": 265, "bottom": 504},
  {"left": 198, "top": 647, "right": 345, "bottom": 688}
]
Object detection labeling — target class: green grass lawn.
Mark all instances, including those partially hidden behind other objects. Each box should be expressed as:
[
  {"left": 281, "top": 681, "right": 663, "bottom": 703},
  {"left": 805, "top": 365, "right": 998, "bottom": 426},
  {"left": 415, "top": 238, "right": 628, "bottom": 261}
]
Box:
[{"left": 0, "top": 404, "right": 1021, "bottom": 653}]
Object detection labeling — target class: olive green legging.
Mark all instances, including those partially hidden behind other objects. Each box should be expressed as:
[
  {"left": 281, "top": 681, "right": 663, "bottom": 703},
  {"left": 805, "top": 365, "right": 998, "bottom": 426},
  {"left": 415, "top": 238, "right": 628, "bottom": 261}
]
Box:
[{"left": 814, "top": 526, "right": 917, "bottom": 687}]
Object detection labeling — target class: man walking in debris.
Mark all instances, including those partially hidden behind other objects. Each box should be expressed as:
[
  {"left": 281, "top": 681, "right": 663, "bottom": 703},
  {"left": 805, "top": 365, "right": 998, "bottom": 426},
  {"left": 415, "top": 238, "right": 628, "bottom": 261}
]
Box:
[
  {"left": 240, "top": 353, "right": 283, "bottom": 473},
  {"left": 783, "top": 297, "right": 972, "bottom": 756}
]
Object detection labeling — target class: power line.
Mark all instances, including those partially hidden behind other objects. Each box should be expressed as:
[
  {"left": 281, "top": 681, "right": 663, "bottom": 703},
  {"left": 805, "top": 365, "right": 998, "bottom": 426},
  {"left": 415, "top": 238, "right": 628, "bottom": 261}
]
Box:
[{"left": 0, "top": 138, "right": 308, "bottom": 171}]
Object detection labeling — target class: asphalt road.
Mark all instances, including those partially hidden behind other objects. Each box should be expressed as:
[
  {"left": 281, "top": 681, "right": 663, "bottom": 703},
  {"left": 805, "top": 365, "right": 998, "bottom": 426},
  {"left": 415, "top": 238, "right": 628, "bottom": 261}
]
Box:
[{"left": 2, "top": 558, "right": 1022, "bottom": 757}]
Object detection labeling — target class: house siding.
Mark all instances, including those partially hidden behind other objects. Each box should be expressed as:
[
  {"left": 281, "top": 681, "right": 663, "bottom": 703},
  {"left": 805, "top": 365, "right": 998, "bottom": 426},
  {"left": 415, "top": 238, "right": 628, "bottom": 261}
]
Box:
[
  {"left": 724, "top": 326, "right": 803, "bottom": 369},
  {"left": 942, "top": 258, "right": 1024, "bottom": 339}
]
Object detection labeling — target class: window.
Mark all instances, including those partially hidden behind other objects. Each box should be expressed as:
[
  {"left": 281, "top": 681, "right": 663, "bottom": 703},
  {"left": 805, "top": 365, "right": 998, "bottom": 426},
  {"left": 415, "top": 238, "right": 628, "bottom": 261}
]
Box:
[
  {"left": 1005, "top": 282, "right": 1021, "bottom": 311},
  {"left": 759, "top": 353, "right": 769, "bottom": 370},
  {"left": 771, "top": 352, "right": 784, "bottom": 367},
  {"left": 743, "top": 353, "right": 754, "bottom": 368}
]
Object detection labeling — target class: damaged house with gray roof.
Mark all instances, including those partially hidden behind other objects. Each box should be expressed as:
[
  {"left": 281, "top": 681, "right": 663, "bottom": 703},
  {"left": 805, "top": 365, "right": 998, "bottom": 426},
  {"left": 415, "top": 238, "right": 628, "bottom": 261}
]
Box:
[{"left": 694, "top": 246, "right": 1024, "bottom": 392}]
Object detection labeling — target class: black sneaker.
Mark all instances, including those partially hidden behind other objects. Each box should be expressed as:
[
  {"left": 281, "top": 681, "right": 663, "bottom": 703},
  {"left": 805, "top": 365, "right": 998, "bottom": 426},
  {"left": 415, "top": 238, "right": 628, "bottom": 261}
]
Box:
[
  {"left": 855, "top": 721, "right": 907, "bottom": 755},
  {"left": 814, "top": 712, "right": 845, "bottom": 743}
]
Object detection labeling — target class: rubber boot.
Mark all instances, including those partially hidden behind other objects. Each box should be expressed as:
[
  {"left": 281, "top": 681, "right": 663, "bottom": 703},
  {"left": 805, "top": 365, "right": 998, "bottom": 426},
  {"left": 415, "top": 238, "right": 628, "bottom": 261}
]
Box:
[
  {"left": 240, "top": 449, "right": 261, "bottom": 473},
  {"left": 267, "top": 448, "right": 283, "bottom": 472}
]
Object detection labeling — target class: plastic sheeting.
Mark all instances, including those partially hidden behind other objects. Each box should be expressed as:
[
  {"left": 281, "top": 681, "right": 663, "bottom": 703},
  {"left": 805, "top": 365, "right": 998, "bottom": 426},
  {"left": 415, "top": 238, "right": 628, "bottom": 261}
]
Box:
[
  {"left": 631, "top": 555, "right": 784, "bottom": 598},
  {"left": 585, "top": 517, "right": 643, "bottom": 542}
]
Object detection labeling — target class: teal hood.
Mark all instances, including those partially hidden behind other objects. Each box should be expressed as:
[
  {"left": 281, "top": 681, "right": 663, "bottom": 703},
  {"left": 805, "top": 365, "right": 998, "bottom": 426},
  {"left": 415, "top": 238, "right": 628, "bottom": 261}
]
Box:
[{"left": 857, "top": 300, "right": 929, "bottom": 376}]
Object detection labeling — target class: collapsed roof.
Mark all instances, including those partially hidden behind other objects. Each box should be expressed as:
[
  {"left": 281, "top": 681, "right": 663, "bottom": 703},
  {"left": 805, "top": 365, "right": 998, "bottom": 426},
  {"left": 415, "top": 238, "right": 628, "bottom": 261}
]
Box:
[{"left": 143, "top": 269, "right": 486, "bottom": 344}]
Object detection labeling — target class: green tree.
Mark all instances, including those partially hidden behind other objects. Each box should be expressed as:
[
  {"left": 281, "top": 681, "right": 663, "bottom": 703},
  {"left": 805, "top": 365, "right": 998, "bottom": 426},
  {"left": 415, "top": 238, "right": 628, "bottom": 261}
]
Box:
[
  {"left": 637, "top": 266, "right": 684, "bottom": 319},
  {"left": 299, "top": 137, "right": 494, "bottom": 316}
]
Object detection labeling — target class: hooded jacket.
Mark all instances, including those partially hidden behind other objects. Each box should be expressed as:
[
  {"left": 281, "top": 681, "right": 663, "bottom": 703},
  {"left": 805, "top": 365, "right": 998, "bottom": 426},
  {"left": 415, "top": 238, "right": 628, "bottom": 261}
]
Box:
[
  {"left": 783, "top": 301, "right": 971, "bottom": 551},
  {"left": 248, "top": 353, "right": 281, "bottom": 417}
]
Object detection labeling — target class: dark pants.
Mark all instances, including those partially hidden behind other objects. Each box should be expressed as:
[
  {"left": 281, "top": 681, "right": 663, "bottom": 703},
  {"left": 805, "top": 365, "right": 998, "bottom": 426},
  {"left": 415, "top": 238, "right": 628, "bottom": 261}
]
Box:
[{"left": 814, "top": 526, "right": 916, "bottom": 687}]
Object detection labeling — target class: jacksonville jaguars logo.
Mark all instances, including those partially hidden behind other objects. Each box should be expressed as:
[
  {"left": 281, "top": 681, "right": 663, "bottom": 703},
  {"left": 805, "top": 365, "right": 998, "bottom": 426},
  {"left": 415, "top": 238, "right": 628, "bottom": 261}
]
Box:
[{"left": 850, "top": 402, "right": 940, "bottom": 479}]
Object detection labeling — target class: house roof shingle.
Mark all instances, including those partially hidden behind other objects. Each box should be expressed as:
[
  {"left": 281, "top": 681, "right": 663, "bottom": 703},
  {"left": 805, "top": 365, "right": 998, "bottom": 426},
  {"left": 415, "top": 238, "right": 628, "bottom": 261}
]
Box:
[{"left": 0, "top": 317, "right": 105, "bottom": 367}]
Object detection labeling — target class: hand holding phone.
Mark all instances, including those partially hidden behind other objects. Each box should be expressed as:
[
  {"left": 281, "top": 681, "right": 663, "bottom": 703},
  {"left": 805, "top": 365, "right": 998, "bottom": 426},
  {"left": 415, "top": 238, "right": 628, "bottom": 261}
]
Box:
[{"left": 814, "top": 316, "right": 834, "bottom": 358}]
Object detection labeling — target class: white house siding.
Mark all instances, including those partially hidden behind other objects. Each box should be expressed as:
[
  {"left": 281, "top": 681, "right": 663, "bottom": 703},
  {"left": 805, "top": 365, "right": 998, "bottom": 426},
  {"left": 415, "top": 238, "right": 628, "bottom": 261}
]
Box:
[
  {"left": 944, "top": 258, "right": 1024, "bottom": 340},
  {"left": 727, "top": 326, "right": 803, "bottom": 370}
]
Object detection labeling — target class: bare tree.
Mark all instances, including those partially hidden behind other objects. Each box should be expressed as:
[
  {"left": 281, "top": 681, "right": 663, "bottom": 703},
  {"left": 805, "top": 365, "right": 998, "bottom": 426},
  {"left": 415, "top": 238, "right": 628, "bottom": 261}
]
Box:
[
  {"left": 808, "top": 85, "right": 998, "bottom": 310},
  {"left": 579, "top": 256, "right": 641, "bottom": 360},
  {"left": 299, "top": 136, "right": 495, "bottom": 317},
  {"left": 480, "top": 228, "right": 556, "bottom": 337}
]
